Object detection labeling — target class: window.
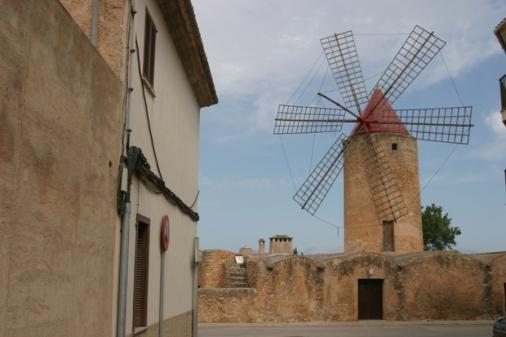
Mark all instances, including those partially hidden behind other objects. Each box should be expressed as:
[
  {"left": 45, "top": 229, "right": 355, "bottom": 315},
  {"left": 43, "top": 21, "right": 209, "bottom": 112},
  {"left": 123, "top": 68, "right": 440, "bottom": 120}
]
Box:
[
  {"left": 133, "top": 215, "right": 150, "bottom": 330},
  {"left": 382, "top": 220, "right": 394, "bottom": 252},
  {"left": 391, "top": 143, "right": 398, "bottom": 151},
  {"left": 143, "top": 9, "right": 157, "bottom": 87}
]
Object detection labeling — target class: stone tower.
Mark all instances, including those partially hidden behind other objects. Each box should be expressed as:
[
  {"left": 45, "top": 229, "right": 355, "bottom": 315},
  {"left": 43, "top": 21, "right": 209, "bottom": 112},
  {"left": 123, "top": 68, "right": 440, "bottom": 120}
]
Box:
[
  {"left": 343, "top": 89, "right": 423, "bottom": 253},
  {"left": 269, "top": 235, "right": 293, "bottom": 255}
]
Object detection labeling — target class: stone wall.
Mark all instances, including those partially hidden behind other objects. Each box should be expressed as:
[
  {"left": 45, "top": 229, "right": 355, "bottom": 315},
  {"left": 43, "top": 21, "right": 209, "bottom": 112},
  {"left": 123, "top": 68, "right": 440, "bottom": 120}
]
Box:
[
  {"left": 0, "top": 0, "right": 123, "bottom": 336},
  {"left": 199, "top": 250, "right": 236, "bottom": 288},
  {"left": 60, "top": 0, "right": 128, "bottom": 79},
  {"left": 198, "top": 251, "right": 506, "bottom": 323},
  {"left": 343, "top": 133, "right": 423, "bottom": 253}
]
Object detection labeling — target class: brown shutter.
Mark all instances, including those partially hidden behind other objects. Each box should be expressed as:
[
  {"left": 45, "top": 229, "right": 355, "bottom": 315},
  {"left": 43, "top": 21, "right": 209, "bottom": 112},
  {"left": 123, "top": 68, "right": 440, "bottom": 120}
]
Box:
[
  {"left": 143, "top": 10, "right": 157, "bottom": 87},
  {"left": 133, "top": 215, "right": 150, "bottom": 329}
]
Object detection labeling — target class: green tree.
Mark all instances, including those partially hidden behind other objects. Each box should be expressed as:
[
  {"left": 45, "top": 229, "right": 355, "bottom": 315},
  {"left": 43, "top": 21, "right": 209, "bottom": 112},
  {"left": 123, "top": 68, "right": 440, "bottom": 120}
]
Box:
[{"left": 422, "top": 203, "right": 461, "bottom": 251}]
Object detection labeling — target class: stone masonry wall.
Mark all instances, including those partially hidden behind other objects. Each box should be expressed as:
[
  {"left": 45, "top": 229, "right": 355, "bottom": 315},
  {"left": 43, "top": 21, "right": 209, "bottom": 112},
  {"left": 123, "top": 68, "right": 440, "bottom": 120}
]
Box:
[
  {"left": 60, "top": 0, "right": 128, "bottom": 79},
  {"left": 199, "top": 250, "right": 236, "bottom": 288},
  {"left": 198, "top": 251, "right": 506, "bottom": 323}
]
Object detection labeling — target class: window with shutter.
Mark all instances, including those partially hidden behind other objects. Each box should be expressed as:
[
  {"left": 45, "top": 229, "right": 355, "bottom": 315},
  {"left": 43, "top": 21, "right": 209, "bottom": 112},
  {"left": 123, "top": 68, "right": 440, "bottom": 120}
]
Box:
[
  {"left": 133, "top": 215, "right": 150, "bottom": 330},
  {"left": 143, "top": 9, "right": 157, "bottom": 88}
]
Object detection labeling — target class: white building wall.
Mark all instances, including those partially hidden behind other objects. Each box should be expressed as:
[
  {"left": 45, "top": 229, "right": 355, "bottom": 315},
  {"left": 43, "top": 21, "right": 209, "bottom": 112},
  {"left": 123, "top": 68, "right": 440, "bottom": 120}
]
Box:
[{"left": 122, "top": 0, "right": 201, "bottom": 333}]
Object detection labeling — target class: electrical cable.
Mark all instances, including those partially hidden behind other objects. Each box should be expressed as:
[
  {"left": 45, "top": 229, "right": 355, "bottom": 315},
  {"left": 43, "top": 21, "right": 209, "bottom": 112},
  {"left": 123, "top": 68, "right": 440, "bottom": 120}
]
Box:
[
  {"left": 134, "top": 36, "right": 164, "bottom": 181},
  {"left": 287, "top": 52, "right": 324, "bottom": 104},
  {"left": 422, "top": 52, "right": 465, "bottom": 192}
]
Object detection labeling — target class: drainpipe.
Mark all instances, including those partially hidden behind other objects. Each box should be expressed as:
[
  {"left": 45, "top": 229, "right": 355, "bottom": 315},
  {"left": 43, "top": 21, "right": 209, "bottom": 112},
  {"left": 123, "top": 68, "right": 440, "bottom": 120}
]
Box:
[
  {"left": 116, "top": 1, "right": 136, "bottom": 337},
  {"left": 90, "top": 0, "right": 99, "bottom": 46},
  {"left": 192, "top": 237, "right": 201, "bottom": 337},
  {"left": 159, "top": 252, "right": 165, "bottom": 337}
]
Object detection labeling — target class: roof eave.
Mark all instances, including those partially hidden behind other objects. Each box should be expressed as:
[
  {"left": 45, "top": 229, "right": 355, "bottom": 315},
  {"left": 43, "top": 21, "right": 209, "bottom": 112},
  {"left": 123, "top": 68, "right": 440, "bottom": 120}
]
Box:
[
  {"left": 494, "top": 18, "right": 506, "bottom": 54},
  {"left": 157, "top": 0, "right": 218, "bottom": 108}
]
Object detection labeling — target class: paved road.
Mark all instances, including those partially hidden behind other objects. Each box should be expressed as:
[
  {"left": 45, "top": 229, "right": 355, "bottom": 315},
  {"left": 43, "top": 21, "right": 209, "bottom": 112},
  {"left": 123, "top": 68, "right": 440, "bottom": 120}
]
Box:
[{"left": 199, "top": 322, "right": 493, "bottom": 337}]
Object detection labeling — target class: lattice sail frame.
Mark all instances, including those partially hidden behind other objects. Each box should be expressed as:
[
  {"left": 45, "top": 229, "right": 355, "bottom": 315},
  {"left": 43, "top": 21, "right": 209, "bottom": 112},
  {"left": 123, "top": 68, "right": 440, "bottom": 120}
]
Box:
[
  {"left": 275, "top": 26, "right": 472, "bottom": 218},
  {"left": 371, "top": 25, "right": 446, "bottom": 105},
  {"left": 380, "top": 106, "right": 473, "bottom": 144},
  {"left": 321, "top": 31, "right": 368, "bottom": 113},
  {"left": 274, "top": 104, "right": 346, "bottom": 134},
  {"left": 293, "top": 133, "right": 348, "bottom": 215}
]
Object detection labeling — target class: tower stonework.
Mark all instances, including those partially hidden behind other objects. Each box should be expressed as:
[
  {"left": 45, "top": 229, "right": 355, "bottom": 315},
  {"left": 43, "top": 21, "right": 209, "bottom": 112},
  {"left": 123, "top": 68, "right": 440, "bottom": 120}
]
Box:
[
  {"left": 269, "top": 235, "right": 293, "bottom": 255},
  {"left": 343, "top": 133, "right": 423, "bottom": 253}
]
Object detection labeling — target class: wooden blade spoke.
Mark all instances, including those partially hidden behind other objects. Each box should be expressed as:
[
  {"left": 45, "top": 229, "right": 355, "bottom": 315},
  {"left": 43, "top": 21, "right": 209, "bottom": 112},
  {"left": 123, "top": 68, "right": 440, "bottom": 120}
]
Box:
[
  {"left": 321, "top": 31, "right": 368, "bottom": 114},
  {"left": 274, "top": 104, "right": 348, "bottom": 134},
  {"left": 293, "top": 133, "right": 348, "bottom": 215},
  {"left": 372, "top": 25, "right": 446, "bottom": 105},
  {"left": 375, "top": 106, "right": 473, "bottom": 144},
  {"left": 364, "top": 134, "right": 408, "bottom": 222}
]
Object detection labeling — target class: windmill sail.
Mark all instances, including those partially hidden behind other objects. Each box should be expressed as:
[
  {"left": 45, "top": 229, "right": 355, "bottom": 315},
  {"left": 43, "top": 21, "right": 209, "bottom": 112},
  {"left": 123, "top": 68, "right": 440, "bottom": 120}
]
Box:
[
  {"left": 372, "top": 25, "right": 446, "bottom": 105},
  {"left": 376, "top": 106, "right": 473, "bottom": 144},
  {"left": 274, "top": 104, "right": 347, "bottom": 134},
  {"left": 321, "top": 31, "right": 368, "bottom": 113},
  {"left": 293, "top": 133, "right": 348, "bottom": 215}
]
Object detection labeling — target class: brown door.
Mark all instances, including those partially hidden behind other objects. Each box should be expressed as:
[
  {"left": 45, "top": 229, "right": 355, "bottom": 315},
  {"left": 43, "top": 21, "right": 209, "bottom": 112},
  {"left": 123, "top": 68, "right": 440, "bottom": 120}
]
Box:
[{"left": 358, "top": 279, "right": 383, "bottom": 319}]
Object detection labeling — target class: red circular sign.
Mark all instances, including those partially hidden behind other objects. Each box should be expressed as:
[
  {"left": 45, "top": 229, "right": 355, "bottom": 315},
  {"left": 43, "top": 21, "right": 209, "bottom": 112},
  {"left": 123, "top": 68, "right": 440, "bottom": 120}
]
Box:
[{"left": 161, "top": 215, "right": 170, "bottom": 251}]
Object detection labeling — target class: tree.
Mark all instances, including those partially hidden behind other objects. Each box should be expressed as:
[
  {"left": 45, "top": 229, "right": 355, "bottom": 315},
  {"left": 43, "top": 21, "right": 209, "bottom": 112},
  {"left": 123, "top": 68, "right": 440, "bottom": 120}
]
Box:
[{"left": 422, "top": 203, "right": 461, "bottom": 251}]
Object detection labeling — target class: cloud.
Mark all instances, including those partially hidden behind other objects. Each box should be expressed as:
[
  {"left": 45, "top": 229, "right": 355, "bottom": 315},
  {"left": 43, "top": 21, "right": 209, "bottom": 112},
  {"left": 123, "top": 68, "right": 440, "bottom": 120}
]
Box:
[
  {"left": 479, "top": 110, "right": 506, "bottom": 160},
  {"left": 194, "top": 0, "right": 505, "bottom": 132}
]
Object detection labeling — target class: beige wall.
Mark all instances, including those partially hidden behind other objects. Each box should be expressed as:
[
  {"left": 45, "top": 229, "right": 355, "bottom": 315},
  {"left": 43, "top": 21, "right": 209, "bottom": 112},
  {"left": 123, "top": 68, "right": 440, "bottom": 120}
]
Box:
[
  {"left": 0, "top": 0, "right": 123, "bottom": 336},
  {"left": 123, "top": 0, "right": 201, "bottom": 334},
  {"left": 344, "top": 133, "right": 423, "bottom": 253}
]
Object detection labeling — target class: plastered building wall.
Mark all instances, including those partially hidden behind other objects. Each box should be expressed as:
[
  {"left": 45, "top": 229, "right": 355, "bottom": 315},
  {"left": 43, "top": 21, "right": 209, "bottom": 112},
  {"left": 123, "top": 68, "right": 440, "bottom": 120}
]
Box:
[
  {"left": 0, "top": 0, "right": 123, "bottom": 336},
  {"left": 343, "top": 133, "right": 423, "bottom": 253},
  {"left": 123, "top": 0, "right": 202, "bottom": 335},
  {"left": 198, "top": 251, "right": 506, "bottom": 323}
]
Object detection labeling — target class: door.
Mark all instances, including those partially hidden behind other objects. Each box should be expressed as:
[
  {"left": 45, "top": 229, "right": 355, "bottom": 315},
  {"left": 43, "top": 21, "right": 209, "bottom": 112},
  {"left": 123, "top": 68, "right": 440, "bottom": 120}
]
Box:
[{"left": 358, "top": 279, "right": 383, "bottom": 319}]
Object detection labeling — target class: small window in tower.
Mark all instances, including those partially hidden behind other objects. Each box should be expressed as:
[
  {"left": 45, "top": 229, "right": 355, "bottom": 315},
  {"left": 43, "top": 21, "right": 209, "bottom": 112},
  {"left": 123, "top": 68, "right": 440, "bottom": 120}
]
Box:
[{"left": 391, "top": 143, "right": 398, "bottom": 151}]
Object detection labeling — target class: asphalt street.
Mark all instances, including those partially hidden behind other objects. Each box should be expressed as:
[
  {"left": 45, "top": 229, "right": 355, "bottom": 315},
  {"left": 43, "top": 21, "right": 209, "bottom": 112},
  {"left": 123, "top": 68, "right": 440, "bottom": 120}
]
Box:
[{"left": 199, "top": 321, "right": 493, "bottom": 337}]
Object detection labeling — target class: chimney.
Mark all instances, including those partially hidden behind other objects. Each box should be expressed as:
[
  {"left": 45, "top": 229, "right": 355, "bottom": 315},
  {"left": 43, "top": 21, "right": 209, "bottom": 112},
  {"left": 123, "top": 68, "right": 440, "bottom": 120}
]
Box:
[{"left": 258, "top": 238, "right": 265, "bottom": 256}]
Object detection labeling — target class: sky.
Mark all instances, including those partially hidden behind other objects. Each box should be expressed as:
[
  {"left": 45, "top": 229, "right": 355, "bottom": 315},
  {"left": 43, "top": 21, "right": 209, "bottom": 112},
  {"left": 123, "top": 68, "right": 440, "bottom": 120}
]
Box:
[{"left": 192, "top": 0, "right": 506, "bottom": 254}]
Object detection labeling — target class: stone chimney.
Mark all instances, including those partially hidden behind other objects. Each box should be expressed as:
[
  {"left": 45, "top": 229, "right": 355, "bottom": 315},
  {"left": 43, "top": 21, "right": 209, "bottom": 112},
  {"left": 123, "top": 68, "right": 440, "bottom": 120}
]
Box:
[{"left": 258, "top": 238, "right": 265, "bottom": 256}]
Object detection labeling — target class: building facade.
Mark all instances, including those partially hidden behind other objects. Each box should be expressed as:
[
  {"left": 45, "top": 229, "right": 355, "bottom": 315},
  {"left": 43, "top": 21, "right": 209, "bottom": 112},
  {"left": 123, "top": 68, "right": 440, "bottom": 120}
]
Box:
[{"left": 1, "top": 1, "right": 217, "bottom": 337}]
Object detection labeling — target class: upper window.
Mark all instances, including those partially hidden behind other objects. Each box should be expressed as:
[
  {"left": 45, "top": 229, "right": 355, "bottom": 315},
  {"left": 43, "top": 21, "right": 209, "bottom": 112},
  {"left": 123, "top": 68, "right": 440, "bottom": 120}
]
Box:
[
  {"left": 143, "top": 9, "right": 157, "bottom": 87},
  {"left": 500, "top": 74, "right": 506, "bottom": 112}
]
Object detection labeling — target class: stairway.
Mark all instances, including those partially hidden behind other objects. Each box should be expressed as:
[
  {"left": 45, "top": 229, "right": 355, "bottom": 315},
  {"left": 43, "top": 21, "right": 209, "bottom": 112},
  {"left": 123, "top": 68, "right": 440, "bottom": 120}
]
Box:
[{"left": 224, "top": 263, "right": 248, "bottom": 288}]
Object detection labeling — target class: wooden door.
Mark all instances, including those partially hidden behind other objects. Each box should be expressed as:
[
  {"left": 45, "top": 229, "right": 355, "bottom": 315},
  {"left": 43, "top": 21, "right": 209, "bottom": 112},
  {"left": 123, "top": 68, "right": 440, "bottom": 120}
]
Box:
[{"left": 358, "top": 279, "right": 383, "bottom": 319}]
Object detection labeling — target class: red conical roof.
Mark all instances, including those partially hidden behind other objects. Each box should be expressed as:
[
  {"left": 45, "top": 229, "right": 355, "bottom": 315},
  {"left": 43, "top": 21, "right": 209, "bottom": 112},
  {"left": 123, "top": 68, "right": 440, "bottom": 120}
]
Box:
[{"left": 351, "top": 88, "right": 409, "bottom": 136}]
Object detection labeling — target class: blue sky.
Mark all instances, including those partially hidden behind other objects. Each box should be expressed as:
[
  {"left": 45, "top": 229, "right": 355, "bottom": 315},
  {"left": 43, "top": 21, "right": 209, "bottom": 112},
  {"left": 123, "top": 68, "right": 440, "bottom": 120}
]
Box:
[{"left": 193, "top": 0, "right": 506, "bottom": 254}]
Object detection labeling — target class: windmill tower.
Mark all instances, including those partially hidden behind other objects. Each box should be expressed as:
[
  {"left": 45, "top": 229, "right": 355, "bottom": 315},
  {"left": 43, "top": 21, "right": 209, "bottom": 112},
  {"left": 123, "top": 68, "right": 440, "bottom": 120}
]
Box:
[{"left": 274, "top": 26, "right": 473, "bottom": 254}]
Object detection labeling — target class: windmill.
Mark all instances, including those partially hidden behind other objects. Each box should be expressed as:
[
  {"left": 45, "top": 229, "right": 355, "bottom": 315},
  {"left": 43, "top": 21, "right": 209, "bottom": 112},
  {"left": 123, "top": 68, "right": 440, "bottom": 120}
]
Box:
[{"left": 273, "top": 26, "right": 473, "bottom": 253}]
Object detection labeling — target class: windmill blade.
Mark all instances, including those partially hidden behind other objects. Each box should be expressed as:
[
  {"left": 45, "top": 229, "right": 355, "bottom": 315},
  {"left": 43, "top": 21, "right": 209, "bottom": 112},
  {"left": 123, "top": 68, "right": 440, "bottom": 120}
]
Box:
[
  {"left": 372, "top": 25, "right": 446, "bottom": 105},
  {"left": 293, "top": 133, "right": 348, "bottom": 215},
  {"left": 364, "top": 134, "right": 408, "bottom": 222},
  {"left": 274, "top": 104, "right": 349, "bottom": 134},
  {"left": 321, "top": 31, "right": 368, "bottom": 114},
  {"left": 374, "top": 106, "right": 473, "bottom": 144}
]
